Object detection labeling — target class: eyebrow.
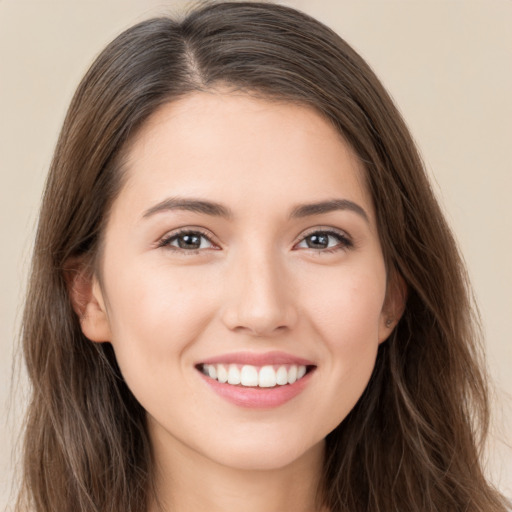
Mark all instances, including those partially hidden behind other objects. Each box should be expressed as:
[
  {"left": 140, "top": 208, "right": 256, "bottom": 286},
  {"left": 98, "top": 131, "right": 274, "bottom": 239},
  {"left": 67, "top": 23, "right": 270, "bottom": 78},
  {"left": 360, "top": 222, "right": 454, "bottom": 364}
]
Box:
[
  {"left": 142, "top": 197, "right": 233, "bottom": 219},
  {"left": 289, "top": 199, "right": 369, "bottom": 223},
  {"left": 142, "top": 196, "right": 368, "bottom": 223}
]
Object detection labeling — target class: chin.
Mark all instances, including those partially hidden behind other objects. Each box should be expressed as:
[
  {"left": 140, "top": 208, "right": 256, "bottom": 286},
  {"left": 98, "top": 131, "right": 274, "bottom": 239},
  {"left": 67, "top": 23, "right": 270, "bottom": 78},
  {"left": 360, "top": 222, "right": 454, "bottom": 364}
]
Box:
[{"left": 201, "top": 432, "right": 326, "bottom": 472}]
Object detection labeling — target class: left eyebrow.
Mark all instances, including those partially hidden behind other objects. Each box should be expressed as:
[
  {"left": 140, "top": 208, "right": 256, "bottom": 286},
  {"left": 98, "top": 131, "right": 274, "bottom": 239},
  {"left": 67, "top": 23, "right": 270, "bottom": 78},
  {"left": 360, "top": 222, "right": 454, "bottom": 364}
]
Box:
[
  {"left": 289, "top": 199, "right": 369, "bottom": 223},
  {"left": 142, "top": 197, "right": 233, "bottom": 220}
]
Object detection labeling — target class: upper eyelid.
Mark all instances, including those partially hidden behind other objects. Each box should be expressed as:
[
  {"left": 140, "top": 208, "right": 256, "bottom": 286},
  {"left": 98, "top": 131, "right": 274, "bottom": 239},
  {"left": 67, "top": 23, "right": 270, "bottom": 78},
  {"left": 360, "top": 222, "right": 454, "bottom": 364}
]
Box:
[
  {"left": 294, "top": 226, "right": 352, "bottom": 243},
  {"left": 292, "top": 228, "right": 354, "bottom": 253},
  {"left": 157, "top": 227, "right": 219, "bottom": 248},
  {"left": 156, "top": 225, "right": 352, "bottom": 249}
]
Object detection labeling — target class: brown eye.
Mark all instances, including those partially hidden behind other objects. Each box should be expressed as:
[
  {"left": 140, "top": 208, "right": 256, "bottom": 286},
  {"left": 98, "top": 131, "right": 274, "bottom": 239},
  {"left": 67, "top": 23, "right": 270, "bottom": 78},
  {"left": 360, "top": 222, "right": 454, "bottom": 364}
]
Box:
[
  {"left": 160, "top": 230, "right": 215, "bottom": 251},
  {"left": 296, "top": 230, "right": 352, "bottom": 251},
  {"left": 175, "top": 233, "right": 203, "bottom": 249},
  {"left": 304, "top": 233, "right": 330, "bottom": 249}
]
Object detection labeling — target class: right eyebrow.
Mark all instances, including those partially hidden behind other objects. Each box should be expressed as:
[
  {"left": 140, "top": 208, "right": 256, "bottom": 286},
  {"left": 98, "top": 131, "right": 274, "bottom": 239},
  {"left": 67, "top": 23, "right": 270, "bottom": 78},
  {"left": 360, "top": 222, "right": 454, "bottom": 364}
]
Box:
[
  {"left": 141, "top": 197, "right": 233, "bottom": 220},
  {"left": 289, "top": 198, "right": 369, "bottom": 224}
]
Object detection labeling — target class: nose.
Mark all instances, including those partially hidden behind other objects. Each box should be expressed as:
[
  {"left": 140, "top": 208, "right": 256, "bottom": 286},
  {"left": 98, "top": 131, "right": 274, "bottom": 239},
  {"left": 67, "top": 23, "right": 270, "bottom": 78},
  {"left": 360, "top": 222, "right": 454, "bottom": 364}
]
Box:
[{"left": 220, "top": 248, "right": 298, "bottom": 337}]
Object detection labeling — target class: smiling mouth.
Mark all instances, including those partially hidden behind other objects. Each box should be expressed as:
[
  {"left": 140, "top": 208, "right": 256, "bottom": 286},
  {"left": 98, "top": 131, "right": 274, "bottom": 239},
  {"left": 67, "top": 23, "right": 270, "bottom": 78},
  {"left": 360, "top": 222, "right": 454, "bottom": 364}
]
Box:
[{"left": 196, "top": 363, "right": 315, "bottom": 388}]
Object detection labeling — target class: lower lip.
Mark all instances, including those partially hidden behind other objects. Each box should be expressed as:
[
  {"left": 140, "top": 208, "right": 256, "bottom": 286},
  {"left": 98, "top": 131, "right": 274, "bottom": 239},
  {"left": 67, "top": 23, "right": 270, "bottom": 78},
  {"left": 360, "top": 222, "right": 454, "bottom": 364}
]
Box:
[{"left": 198, "top": 370, "right": 314, "bottom": 409}]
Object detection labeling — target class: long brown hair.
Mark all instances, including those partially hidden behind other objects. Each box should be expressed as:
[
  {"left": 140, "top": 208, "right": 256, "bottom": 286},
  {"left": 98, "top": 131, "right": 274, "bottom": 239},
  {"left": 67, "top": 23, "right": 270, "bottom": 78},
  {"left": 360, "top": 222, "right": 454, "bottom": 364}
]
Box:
[{"left": 17, "top": 2, "right": 509, "bottom": 511}]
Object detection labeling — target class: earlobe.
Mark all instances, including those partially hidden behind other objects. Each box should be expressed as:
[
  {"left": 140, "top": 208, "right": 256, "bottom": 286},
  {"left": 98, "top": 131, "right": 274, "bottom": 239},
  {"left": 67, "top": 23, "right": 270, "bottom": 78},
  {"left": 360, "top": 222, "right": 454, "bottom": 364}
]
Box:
[
  {"left": 378, "top": 271, "right": 407, "bottom": 344},
  {"left": 65, "top": 260, "right": 112, "bottom": 343}
]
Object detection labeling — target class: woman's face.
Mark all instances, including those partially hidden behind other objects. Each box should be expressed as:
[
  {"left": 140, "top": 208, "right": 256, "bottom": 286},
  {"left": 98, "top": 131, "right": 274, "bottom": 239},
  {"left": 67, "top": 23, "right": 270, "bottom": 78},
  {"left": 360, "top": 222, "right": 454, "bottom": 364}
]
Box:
[{"left": 80, "top": 92, "right": 399, "bottom": 472}]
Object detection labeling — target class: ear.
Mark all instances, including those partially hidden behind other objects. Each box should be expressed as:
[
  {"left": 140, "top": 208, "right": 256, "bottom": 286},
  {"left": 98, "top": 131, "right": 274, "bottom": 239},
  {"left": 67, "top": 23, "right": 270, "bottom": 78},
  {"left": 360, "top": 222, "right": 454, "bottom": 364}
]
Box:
[
  {"left": 378, "top": 271, "right": 407, "bottom": 344},
  {"left": 65, "top": 259, "right": 112, "bottom": 343}
]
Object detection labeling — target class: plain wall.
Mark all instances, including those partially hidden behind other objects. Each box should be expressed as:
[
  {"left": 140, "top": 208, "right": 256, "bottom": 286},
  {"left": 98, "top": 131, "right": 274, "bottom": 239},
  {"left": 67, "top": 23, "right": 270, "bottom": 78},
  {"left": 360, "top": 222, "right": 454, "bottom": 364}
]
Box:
[{"left": 1, "top": 0, "right": 511, "bottom": 508}]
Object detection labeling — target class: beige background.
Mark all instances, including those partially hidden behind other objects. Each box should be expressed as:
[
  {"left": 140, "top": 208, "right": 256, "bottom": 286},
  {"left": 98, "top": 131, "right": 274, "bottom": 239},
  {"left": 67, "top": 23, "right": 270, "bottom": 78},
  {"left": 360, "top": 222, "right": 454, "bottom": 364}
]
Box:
[{"left": 1, "top": 0, "right": 511, "bottom": 508}]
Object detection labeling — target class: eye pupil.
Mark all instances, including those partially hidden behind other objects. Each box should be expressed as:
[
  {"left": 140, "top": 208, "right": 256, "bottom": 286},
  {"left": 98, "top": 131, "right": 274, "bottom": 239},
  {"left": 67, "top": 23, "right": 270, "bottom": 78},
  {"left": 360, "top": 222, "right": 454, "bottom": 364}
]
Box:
[
  {"left": 307, "top": 233, "right": 329, "bottom": 249},
  {"left": 178, "top": 234, "right": 201, "bottom": 249}
]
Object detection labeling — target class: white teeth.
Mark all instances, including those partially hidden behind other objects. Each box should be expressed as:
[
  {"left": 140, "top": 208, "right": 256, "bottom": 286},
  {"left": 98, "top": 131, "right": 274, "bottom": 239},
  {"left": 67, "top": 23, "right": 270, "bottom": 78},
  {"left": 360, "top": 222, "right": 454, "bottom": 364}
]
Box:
[
  {"left": 201, "top": 363, "right": 309, "bottom": 388},
  {"left": 227, "top": 364, "right": 241, "bottom": 385},
  {"left": 240, "top": 365, "right": 259, "bottom": 386},
  {"left": 297, "top": 365, "right": 307, "bottom": 379},
  {"left": 287, "top": 365, "right": 297, "bottom": 384},
  {"left": 207, "top": 365, "right": 217, "bottom": 380},
  {"left": 217, "top": 364, "right": 228, "bottom": 383},
  {"left": 276, "top": 366, "right": 288, "bottom": 385},
  {"left": 259, "top": 365, "right": 277, "bottom": 387}
]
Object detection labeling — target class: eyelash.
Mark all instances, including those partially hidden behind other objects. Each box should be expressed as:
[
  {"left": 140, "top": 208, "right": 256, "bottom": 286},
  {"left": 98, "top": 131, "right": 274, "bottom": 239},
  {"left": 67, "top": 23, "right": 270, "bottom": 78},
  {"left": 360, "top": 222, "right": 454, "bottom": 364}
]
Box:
[
  {"left": 157, "top": 228, "right": 353, "bottom": 255},
  {"left": 295, "top": 229, "right": 353, "bottom": 253},
  {"left": 157, "top": 228, "right": 218, "bottom": 254}
]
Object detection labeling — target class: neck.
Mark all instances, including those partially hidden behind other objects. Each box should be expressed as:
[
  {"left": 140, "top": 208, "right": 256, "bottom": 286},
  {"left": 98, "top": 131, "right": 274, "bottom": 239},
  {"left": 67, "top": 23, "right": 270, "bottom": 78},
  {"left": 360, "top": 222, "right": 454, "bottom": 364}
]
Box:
[{"left": 147, "top": 423, "right": 327, "bottom": 512}]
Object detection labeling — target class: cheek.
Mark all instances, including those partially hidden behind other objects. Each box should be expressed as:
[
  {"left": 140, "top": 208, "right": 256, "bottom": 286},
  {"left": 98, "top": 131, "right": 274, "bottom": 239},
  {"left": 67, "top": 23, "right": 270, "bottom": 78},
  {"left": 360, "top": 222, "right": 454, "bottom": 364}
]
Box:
[
  {"left": 103, "top": 261, "right": 218, "bottom": 370},
  {"left": 102, "top": 263, "right": 222, "bottom": 422},
  {"left": 304, "top": 263, "right": 387, "bottom": 344},
  {"left": 301, "top": 265, "right": 386, "bottom": 411}
]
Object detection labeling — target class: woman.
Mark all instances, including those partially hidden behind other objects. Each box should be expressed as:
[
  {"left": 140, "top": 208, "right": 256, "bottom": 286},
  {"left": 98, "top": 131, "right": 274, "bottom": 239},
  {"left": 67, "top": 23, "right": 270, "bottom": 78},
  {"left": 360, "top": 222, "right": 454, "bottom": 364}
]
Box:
[{"left": 16, "top": 2, "right": 509, "bottom": 511}]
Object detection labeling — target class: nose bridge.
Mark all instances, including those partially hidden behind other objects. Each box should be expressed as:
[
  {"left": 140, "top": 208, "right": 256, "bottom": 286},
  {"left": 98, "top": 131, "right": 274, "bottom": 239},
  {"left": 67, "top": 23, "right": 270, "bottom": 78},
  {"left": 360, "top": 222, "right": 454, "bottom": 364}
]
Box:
[{"left": 221, "top": 241, "right": 297, "bottom": 336}]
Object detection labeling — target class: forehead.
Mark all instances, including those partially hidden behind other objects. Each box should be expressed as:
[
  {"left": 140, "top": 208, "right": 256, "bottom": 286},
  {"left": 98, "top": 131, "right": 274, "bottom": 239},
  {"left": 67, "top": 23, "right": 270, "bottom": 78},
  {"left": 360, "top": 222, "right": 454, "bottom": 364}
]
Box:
[{"left": 116, "top": 91, "right": 374, "bottom": 222}]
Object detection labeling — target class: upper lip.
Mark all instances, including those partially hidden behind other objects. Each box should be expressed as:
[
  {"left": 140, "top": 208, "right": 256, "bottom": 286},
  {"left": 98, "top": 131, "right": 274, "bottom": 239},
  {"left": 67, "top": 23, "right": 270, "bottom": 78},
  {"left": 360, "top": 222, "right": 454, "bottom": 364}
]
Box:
[{"left": 197, "top": 351, "right": 315, "bottom": 367}]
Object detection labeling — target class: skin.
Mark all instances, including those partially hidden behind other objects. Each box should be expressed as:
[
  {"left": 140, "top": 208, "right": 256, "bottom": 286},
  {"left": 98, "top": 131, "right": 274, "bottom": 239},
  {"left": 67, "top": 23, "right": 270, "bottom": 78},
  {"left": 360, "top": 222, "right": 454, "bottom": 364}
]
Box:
[{"left": 74, "top": 91, "right": 403, "bottom": 512}]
